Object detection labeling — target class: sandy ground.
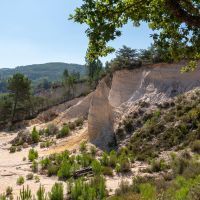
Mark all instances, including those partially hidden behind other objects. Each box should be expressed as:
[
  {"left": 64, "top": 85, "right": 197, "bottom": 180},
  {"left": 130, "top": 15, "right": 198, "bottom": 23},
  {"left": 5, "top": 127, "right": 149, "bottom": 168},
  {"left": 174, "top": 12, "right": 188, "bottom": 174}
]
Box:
[
  {"left": 0, "top": 132, "right": 60, "bottom": 196},
  {"left": 0, "top": 131, "right": 152, "bottom": 198},
  {"left": 0, "top": 125, "right": 90, "bottom": 196},
  {"left": 0, "top": 122, "right": 90, "bottom": 196}
]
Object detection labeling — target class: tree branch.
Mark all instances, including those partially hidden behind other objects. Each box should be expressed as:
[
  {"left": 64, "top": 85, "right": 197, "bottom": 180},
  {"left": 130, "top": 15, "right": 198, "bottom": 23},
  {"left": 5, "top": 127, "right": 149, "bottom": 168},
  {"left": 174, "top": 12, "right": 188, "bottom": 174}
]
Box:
[
  {"left": 181, "top": 0, "right": 200, "bottom": 15},
  {"left": 167, "top": 0, "right": 200, "bottom": 28}
]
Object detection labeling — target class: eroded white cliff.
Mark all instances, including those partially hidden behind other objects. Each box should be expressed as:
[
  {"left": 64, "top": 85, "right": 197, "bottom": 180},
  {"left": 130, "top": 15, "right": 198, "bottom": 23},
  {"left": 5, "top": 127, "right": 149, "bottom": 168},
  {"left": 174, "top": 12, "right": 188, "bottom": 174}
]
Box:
[{"left": 58, "top": 61, "right": 200, "bottom": 150}]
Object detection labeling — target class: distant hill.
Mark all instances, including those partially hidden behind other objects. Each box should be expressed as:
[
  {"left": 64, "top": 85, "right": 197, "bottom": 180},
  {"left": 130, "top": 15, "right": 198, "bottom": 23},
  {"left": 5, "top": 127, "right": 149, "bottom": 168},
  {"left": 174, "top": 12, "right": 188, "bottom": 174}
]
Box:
[
  {"left": 0, "top": 62, "right": 87, "bottom": 93},
  {"left": 0, "top": 62, "right": 86, "bottom": 83}
]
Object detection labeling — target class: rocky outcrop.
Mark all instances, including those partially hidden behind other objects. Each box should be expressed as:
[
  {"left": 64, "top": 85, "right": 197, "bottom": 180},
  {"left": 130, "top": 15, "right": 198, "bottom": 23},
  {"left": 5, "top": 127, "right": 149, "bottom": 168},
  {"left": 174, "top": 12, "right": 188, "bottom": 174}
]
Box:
[
  {"left": 59, "top": 61, "right": 200, "bottom": 150},
  {"left": 88, "top": 76, "right": 115, "bottom": 150}
]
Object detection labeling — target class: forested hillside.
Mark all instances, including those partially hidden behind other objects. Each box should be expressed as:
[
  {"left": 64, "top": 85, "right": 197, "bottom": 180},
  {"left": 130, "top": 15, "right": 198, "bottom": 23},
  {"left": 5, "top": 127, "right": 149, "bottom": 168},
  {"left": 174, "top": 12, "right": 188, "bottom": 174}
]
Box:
[
  {"left": 0, "top": 62, "right": 86, "bottom": 92},
  {"left": 0, "top": 62, "right": 86, "bottom": 80}
]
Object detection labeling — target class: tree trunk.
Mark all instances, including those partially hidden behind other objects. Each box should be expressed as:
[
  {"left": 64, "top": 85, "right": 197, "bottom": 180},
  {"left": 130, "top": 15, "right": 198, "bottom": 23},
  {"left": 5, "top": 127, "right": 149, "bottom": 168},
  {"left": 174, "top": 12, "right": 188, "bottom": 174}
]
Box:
[{"left": 11, "top": 95, "right": 18, "bottom": 124}]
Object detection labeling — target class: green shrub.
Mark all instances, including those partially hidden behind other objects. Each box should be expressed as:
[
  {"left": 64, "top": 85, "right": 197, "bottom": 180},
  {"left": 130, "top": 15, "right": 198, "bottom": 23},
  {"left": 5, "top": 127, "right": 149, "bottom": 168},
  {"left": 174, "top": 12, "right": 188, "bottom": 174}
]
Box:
[
  {"left": 70, "top": 178, "right": 85, "bottom": 200},
  {"left": 90, "top": 146, "right": 97, "bottom": 156},
  {"left": 9, "top": 146, "right": 16, "bottom": 153},
  {"left": 17, "top": 176, "right": 25, "bottom": 185},
  {"left": 150, "top": 159, "right": 167, "bottom": 172},
  {"left": 191, "top": 140, "right": 200, "bottom": 154},
  {"left": 102, "top": 166, "right": 113, "bottom": 176},
  {"left": 40, "top": 140, "right": 53, "bottom": 149},
  {"left": 6, "top": 186, "right": 13, "bottom": 196},
  {"left": 45, "top": 124, "right": 59, "bottom": 136},
  {"left": 170, "top": 152, "right": 200, "bottom": 179},
  {"left": 0, "top": 194, "right": 6, "bottom": 200},
  {"left": 162, "top": 176, "right": 192, "bottom": 200},
  {"left": 35, "top": 175, "right": 40, "bottom": 183},
  {"left": 78, "top": 153, "right": 93, "bottom": 167},
  {"left": 182, "top": 160, "right": 200, "bottom": 179},
  {"left": 118, "top": 156, "right": 131, "bottom": 173},
  {"left": 32, "top": 161, "right": 39, "bottom": 173},
  {"left": 49, "top": 183, "right": 64, "bottom": 200},
  {"left": 31, "top": 126, "right": 40, "bottom": 143},
  {"left": 115, "top": 164, "right": 121, "bottom": 174},
  {"left": 187, "top": 182, "right": 200, "bottom": 200},
  {"left": 39, "top": 129, "right": 45, "bottom": 136},
  {"left": 17, "top": 146, "right": 22, "bottom": 152},
  {"left": 70, "top": 176, "right": 107, "bottom": 200},
  {"left": 171, "top": 156, "right": 189, "bottom": 176},
  {"left": 101, "top": 152, "right": 109, "bottom": 166},
  {"left": 180, "top": 150, "right": 191, "bottom": 160},
  {"left": 171, "top": 154, "right": 191, "bottom": 176},
  {"left": 55, "top": 151, "right": 70, "bottom": 165},
  {"left": 139, "top": 183, "right": 156, "bottom": 200},
  {"left": 68, "top": 122, "right": 76, "bottom": 130},
  {"left": 19, "top": 186, "right": 32, "bottom": 200},
  {"left": 37, "top": 185, "right": 47, "bottom": 200},
  {"left": 57, "top": 159, "right": 71, "bottom": 180},
  {"left": 28, "top": 148, "right": 38, "bottom": 162},
  {"left": 116, "top": 128, "right": 125, "bottom": 140},
  {"left": 40, "top": 157, "right": 51, "bottom": 170},
  {"left": 91, "top": 176, "right": 107, "bottom": 199},
  {"left": 124, "top": 119, "right": 134, "bottom": 133},
  {"left": 45, "top": 140, "right": 52, "bottom": 148},
  {"left": 75, "top": 118, "right": 84, "bottom": 127},
  {"left": 132, "top": 176, "right": 148, "bottom": 193},
  {"left": 92, "top": 160, "right": 102, "bottom": 175},
  {"left": 115, "top": 181, "right": 131, "bottom": 196},
  {"left": 109, "top": 150, "right": 117, "bottom": 168},
  {"left": 40, "top": 142, "right": 46, "bottom": 148},
  {"left": 108, "top": 193, "right": 140, "bottom": 200},
  {"left": 79, "top": 141, "right": 87, "bottom": 153},
  {"left": 56, "top": 125, "right": 70, "bottom": 139},
  {"left": 48, "top": 164, "right": 59, "bottom": 177},
  {"left": 26, "top": 173, "right": 34, "bottom": 180}
]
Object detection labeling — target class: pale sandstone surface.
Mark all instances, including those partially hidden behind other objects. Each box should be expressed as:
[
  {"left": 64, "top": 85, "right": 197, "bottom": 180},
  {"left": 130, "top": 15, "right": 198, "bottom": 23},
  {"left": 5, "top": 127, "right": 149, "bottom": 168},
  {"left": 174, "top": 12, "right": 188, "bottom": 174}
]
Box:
[
  {"left": 53, "top": 92, "right": 94, "bottom": 125},
  {"left": 87, "top": 62, "right": 200, "bottom": 149},
  {"left": 88, "top": 79, "right": 114, "bottom": 150}
]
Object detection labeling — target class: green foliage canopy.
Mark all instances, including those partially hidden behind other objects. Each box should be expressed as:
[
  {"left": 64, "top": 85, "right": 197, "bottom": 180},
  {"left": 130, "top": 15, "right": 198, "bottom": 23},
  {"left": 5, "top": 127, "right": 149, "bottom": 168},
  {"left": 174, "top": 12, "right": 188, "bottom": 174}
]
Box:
[
  {"left": 71, "top": 0, "right": 200, "bottom": 62},
  {"left": 86, "top": 58, "right": 103, "bottom": 85},
  {"left": 109, "top": 45, "right": 142, "bottom": 70}
]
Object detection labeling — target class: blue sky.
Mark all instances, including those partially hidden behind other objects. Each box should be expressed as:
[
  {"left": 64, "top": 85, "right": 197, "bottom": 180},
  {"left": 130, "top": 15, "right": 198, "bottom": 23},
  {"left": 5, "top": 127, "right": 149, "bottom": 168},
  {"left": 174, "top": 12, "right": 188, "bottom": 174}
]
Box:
[{"left": 0, "top": 0, "right": 153, "bottom": 68}]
